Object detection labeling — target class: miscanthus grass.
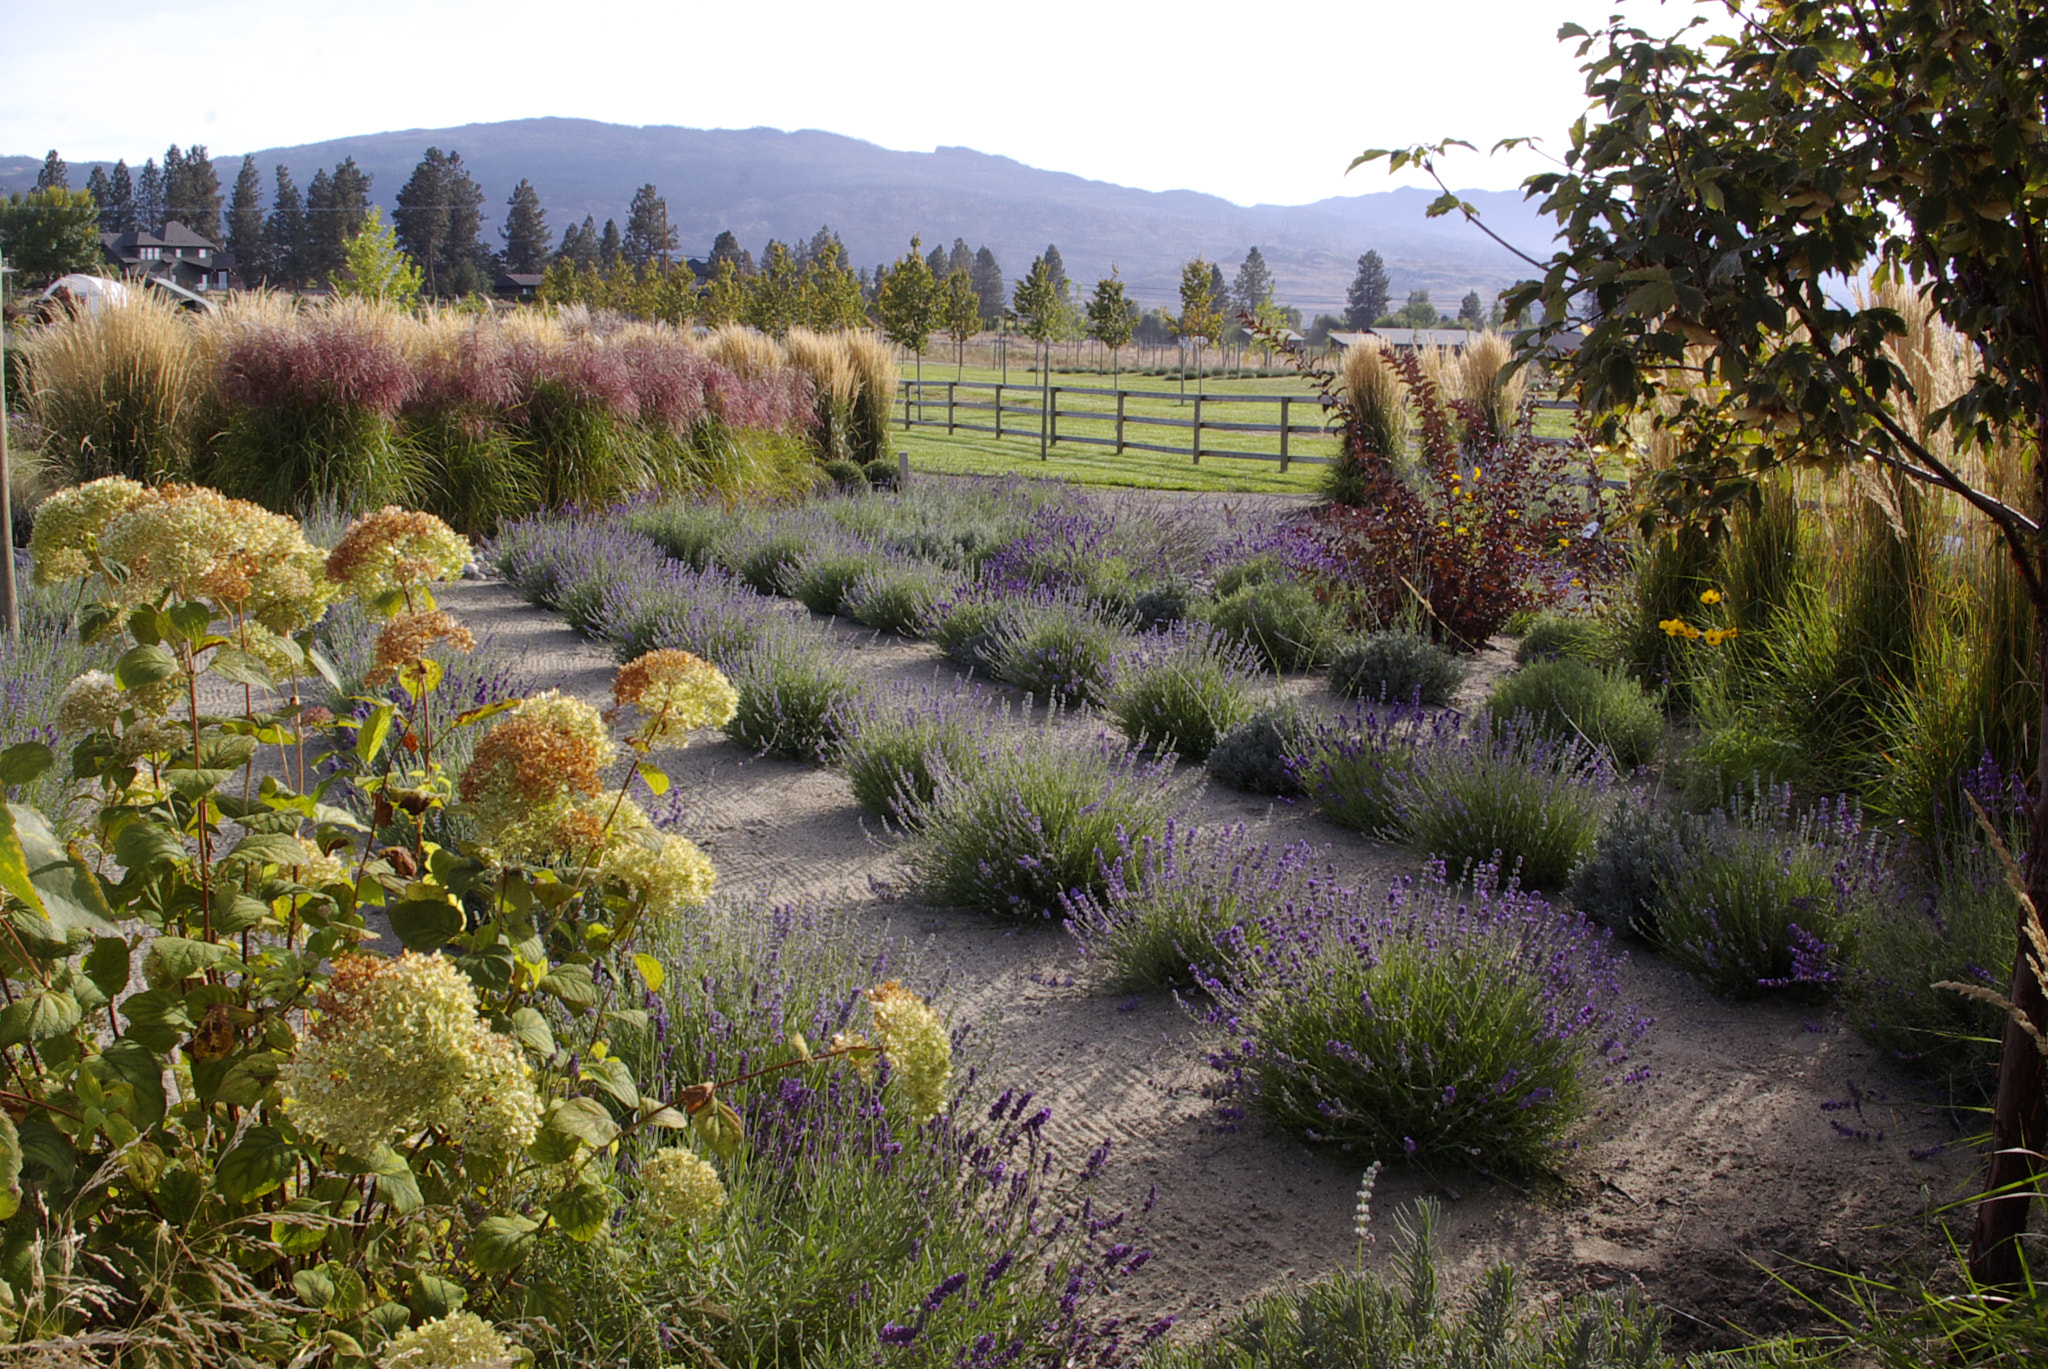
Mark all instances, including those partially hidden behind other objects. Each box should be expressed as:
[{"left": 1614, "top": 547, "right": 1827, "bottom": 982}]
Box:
[
  {"left": 1205, "top": 858, "right": 1649, "bottom": 1172},
  {"left": 904, "top": 721, "right": 1198, "bottom": 918}
]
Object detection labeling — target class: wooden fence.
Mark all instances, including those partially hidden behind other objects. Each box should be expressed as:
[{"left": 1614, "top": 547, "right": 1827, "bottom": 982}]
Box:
[{"left": 898, "top": 379, "right": 1333, "bottom": 470}]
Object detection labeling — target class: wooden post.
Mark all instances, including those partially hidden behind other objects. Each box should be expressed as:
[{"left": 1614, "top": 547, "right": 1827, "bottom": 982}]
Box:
[
  {"left": 995, "top": 383, "right": 1003, "bottom": 439},
  {"left": 1048, "top": 387, "right": 1059, "bottom": 449},
  {"left": 946, "top": 382, "right": 956, "bottom": 435},
  {"left": 902, "top": 381, "right": 912, "bottom": 431},
  {"left": 1278, "top": 396, "right": 1291, "bottom": 473},
  {"left": 1191, "top": 394, "right": 1203, "bottom": 464},
  {"left": 1115, "top": 389, "right": 1126, "bottom": 456},
  {"left": 0, "top": 253, "right": 15, "bottom": 639}
]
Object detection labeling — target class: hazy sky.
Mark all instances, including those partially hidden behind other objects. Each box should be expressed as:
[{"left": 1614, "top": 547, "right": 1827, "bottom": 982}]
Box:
[{"left": 1, "top": 0, "right": 1706, "bottom": 206}]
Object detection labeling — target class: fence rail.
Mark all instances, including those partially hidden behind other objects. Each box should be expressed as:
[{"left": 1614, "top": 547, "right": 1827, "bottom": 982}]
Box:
[{"left": 898, "top": 379, "right": 1335, "bottom": 470}]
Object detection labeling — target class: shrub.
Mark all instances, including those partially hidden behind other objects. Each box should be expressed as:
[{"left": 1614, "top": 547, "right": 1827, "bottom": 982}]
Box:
[
  {"left": 1330, "top": 631, "right": 1466, "bottom": 706},
  {"left": 1062, "top": 822, "right": 1334, "bottom": 992},
  {"left": 1488, "top": 658, "right": 1664, "bottom": 770},
  {"left": 835, "top": 682, "right": 993, "bottom": 824},
  {"left": 1208, "top": 858, "right": 1647, "bottom": 1170},
  {"left": 1566, "top": 796, "right": 1685, "bottom": 935},
  {"left": 1205, "top": 580, "right": 1339, "bottom": 671},
  {"left": 923, "top": 587, "right": 1011, "bottom": 671},
  {"left": 627, "top": 500, "right": 742, "bottom": 571},
  {"left": 1105, "top": 622, "right": 1264, "bottom": 760},
  {"left": 985, "top": 593, "right": 1128, "bottom": 706},
  {"left": 1132, "top": 581, "right": 1199, "bottom": 632},
  {"left": 726, "top": 522, "right": 817, "bottom": 598},
  {"left": 904, "top": 725, "right": 1197, "bottom": 918},
  {"left": 1396, "top": 717, "right": 1613, "bottom": 887},
  {"left": 1207, "top": 701, "right": 1314, "bottom": 797},
  {"left": 1294, "top": 706, "right": 1459, "bottom": 836},
  {"left": 1149, "top": 1199, "right": 1673, "bottom": 1369},
  {"left": 1209, "top": 552, "right": 1281, "bottom": 599},
  {"left": 790, "top": 546, "right": 883, "bottom": 616},
  {"left": 1654, "top": 787, "right": 1893, "bottom": 998},
  {"left": 863, "top": 457, "right": 899, "bottom": 490},
  {"left": 593, "top": 562, "right": 786, "bottom": 667},
  {"left": 1516, "top": 612, "right": 1610, "bottom": 665},
  {"left": 724, "top": 628, "right": 862, "bottom": 761},
  {"left": 841, "top": 561, "right": 957, "bottom": 636},
  {"left": 822, "top": 458, "right": 867, "bottom": 492}
]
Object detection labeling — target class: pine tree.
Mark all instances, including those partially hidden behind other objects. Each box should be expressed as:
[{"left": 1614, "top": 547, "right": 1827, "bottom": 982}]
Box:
[
  {"left": 801, "top": 224, "right": 840, "bottom": 268},
  {"left": 599, "top": 219, "right": 623, "bottom": 270},
  {"left": 160, "top": 146, "right": 186, "bottom": 229},
  {"left": 225, "top": 155, "right": 264, "bottom": 276},
  {"left": 394, "top": 149, "right": 453, "bottom": 295},
  {"left": 1041, "top": 243, "right": 1068, "bottom": 300},
  {"left": 85, "top": 166, "right": 112, "bottom": 225},
  {"left": 948, "top": 238, "right": 974, "bottom": 278},
  {"left": 622, "top": 185, "right": 677, "bottom": 268},
  {"left": 501, "top": 179, "right": 549, "bottom": 275},
  {"left": 437, "top": 150, "right": 487, "bottom": 295},
  {"left": 304, "top": 158, "right": 372, "bottom": 284},
  {"left": 709, "top": 230, "right": 746, "bottom": 272},
  {"left": 262, "top": 165, "right": 306, "bottom": 286},
  {"left": 103, "top": 161, "right": 136, "bottom": 233},
  {"left": 1345, "top": 250, "right": 1390, "bottom": 330},
  {"left": 971, "top": 246, "right": 1005, "bottom": 326},
  {"left": 135, "top": 158, "right": 166, "bottom": 235},
  {"left": 558, "top": 216, "right": 600, "bottom": 270},
  {"left": 36, "top": 150, "right": 68, "bottom": 192},
  {"left": 1457, "top": 289, "right": 1485, "bottom": 328},
  {"left": 167, "top": 144, "right": 222, "bottom": 240},
  {"left": 1230, "top": 247, "right": 1275, "bottom": 324},
  {"left": 926, "top": 244, "right": 948, "bottom": 283}
]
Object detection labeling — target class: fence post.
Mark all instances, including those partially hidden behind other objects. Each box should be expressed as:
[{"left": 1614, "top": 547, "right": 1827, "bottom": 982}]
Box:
[
  {"left": 902, "top": 382, "right": 911, "bottom": 431},
  {"left": 1049, "top": 387, "right": 1059, "bottom": 448},
  {"left": 1191, "top": 394, "right": 1203, "bottom": 464},
  {"left": 994, "top": 383, "right": 1003, "bottom": 439},
  {"left": 947, "top": 382, "right": 956, "bottom": 435},
  {"left": 1278, "top": 396, "right": 1291, "bottom": 473},
  {"left": 1115, "top": 390, "right": 1126, "bottom": 456}
]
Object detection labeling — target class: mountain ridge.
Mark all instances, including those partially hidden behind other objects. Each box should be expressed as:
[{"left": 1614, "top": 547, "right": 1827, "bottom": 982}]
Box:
[{"left": 2, "top": 119, "right": 1556, "bottom": 313}]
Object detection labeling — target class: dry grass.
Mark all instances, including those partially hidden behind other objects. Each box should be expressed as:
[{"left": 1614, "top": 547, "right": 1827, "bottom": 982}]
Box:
[
  {"left": 19, "top": 293, "right": 207, "bottom": 487},
  {"left": 703, "top": 322, "right": 785, "bottom": 378}
]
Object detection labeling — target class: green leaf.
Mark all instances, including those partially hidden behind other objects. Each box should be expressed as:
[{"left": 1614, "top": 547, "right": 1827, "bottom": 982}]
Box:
[
  {"left": 371, "top": 1151, "right": 424, "bottom": 1216},
  {"left": 8, "top": 806, "right": 115, "bottom": 935},
  {"left": 226, "top": 831, "right": 310, "bottom": 867},
  {"left": 305, "top": 646, "right": 342, "bottom": 692},
  {"left": 0, "top": 989, "right": 81, "bottom": 1048},
  {"left": 216, "top": 1126, "right": 294, "bottom": 1203},
  {"left": 387, "top": 899, "right": 463, "bottom": 952},
  {"left": 165, "top": 602, "right": 212, "bottom": 645},
  {"left": 407, "top": 1274, "right": 465, "bottom": 1322},
  {"left": 635, "top": 762, "right": 670, "bottom": 797},
  {"left": 208, "top": 648, "right": 275, "bottom": 689},
  {"left": 356, "top": 704, "right": 395, "bottom": 766},
  {"left": 468, "top": 1214, "right": 539, "bottom": 1273},
  {"left": 545, "top": 1096, "right": 619, "bottom": 1150},
  {"left": 292, "top": 1266, "right": 337, "bottom": 1310},
  {"left": 116, "top": 988, "right": 193, "bottom": 1053},
  {"left": 581, "top": 1057, "right": 639, "bottom": 1111},
  {"left": 0, "top": 743, "right": 53, "bottom": 789},
  {"left": 97, "top": 1039, "right": 167, "bottom": 1129},
  {"left": 507, "top": 1007, "right": 555, "bottom": 1058},
  {"left": 125, "top": 604, "right": 162, "bottom": 647},
  {"left": 211, "top": 1050, "right": 284, "bottom": 1110},
  {"left": 546, "top": 1178, "right": 615, "bottom": 1242},
  {"left": 366, "top": 1300, "right": 412, "bottom": 1343},
  {"left": 17, "top": 1118, "right": 74, "bottom": 1190},
  {"left": 114, "top": 643, "right": 180, "bottom": 690},
  {"left": 271, "top": 1199, "right": 331, "bottom": 1257},
  {"left": 113, "top": 815, "right": 187, "bottom": 875},
  {"left": 538, "top": 961, "right": 596, "bottom": 1010},
  {"left": 0, "top": 1114, "right": 20, "bottom": 1221},
  {"left": 195, "top": 733, "right": 259, "bottom": 771},
  {"left": 143, "top": 936, "right": 234, "bottom": 988},
  {"left": 632, "top": 953, "right": 666, "bottom": 994},
  {"left": 157, "top": 1166, "right": 203, "bottom": 1224},
  {"left": 83, "top": 937, "right": 131, "bottom": 997}
]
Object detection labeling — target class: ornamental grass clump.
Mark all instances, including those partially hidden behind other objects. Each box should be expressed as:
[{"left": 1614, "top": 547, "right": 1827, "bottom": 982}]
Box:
[
  {"left": 835, "top": 681, "right": 995, "bottom": 823},
  {"left": 905, "top": 722, "right": 1198, "bottom": 917},
  {"left": 1330, "top": 630, "right": 1467, "bottom": 707},
  {"left": 1488, "top": 658, "right": 1665, "bottom": 770},
  {"left": 1204, "top": 580, "right": 1340, "bottom": 672},
  {"left": 1207, "top": 858, "right": 1648, "bottom": 1171},
  {"left": 1105, "top": 621, "right": 1265, "bottom": 761},
  {"left": 1516, "top": 612, "right": 1612, "bottom": 665},
  {"left": 1207, "top": 701, "right": 1315, "bottom": 797},
  {"left": 1395, "top": 715, "right": 1614, "bottom": 888},
  {"left": 723, "top": 627, "right": 862, "bottom": 761},
  {"left": 20, "top": 291, "right": 206, "bottom": 486},
  {"left": 1294, "top": 705, "right": 1461, "bottom": 836},
  {"left": 1062, "top": 822, "right": 1343, "bottom": 992},
  {"left": 984, "top": 590, "right": 1130, "bottom": 706},
  {"left": 1654, "top": 785, "right": 1894, "bottom": 998}
]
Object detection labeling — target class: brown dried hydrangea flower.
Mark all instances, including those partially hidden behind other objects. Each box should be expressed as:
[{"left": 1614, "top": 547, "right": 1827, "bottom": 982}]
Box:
[
  {"left": 366, "top": 610, "right": 476, "bottom": 686},
  {"left": 611, "top": 649, "right": 740, "bottom": 745},
  {"left": 325, "top": 506, "right": 472, "bottom": 604},
  {"left": 458, "top": 692, "right": 616, "bottom": 848}
]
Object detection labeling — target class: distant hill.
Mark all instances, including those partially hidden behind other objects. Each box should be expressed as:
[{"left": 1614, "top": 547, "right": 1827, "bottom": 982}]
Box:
[{"left": 3, "top": 121, "right": 1558, "bottom": 314}]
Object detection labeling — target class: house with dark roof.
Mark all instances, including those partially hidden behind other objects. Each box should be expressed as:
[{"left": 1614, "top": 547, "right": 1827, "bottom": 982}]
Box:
[{"left": 100, "top": 221, "right": 240, "bottom": 293}]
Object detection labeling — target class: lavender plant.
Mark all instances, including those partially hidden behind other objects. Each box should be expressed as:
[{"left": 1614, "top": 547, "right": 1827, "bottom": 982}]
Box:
[
  {"left": 791, "top": 544, "right": 885, "bottom": 617},
  {"left": 842, "top": 561, "right": 961, "bottom": 637},
  {"left": 1655, "top": 785, "right": 1894, "bottom": 997},
  {"left": 1293, "top": 705, "right": 1461, "bottom": 836},
  {"left": 904, "top": 723, "right": 1198, "bottom": 918},
  {"left": 984, "top": 592, "right": 1130, "bottom": 707},
  {"left": 626, "top": 500, "right": 743, "bottom": 571},
  {"left": 723, "top": 627, "right": 863, "bottom": 761},
  {"left": 1206, "top": 701, "right": 1314, "bottom": 797},
  {"left": 1204, "top": 580, "right": 1340, "bottom": 672},
  {"left": 1395, "top": 715, "right": 1614, "bottom": 887},
  {"left": 922, "top": 585, "right": 1012, "bottom": 670},
  {"left": 594, "top": 560, "right": 787, "bottom": 667},
  {"left": 1205, "top": 859, "right": 1649, "bottom": 1171},
  {"left": 1330, "top": 630, "right": 1467, "bottom": 707},
  {"left": 1566, "top": 795, "right": 1685, "bottom": 935},
  {"left": 1104, "top": 622, "right": 1264, "bottom": 761},
  {"left": 1062, "top": 823, "right": 1340, "bottom": 992},
  {"left": 835, "top": 682, "right": 997, "bottom": 824}
]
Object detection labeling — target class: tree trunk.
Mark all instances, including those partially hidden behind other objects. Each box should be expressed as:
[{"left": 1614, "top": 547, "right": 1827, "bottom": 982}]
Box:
[{"left": 1968, "top": 476, "right": 2048, "bottom": 1289}]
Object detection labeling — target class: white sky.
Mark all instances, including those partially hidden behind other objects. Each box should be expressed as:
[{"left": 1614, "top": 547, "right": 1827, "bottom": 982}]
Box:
[{"left": 1, "top": 0, "right": 1709, "bottom": 206}]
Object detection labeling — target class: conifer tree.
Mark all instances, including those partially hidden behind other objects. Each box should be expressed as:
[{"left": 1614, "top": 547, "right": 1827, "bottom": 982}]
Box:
[
  {"left": 101, "top": 161, "right": 136, "bottom": 233},
  {"left": 557, "top": 216, "right": 600, "bottom": 270},
  {"left": 1230, "top": 247, "right": 1275, "bottom": 323},
  {"left": 709, "top": 229, "right": 746, "bottom": 272},
  {"left": 622, "top": 185, "right": 677, "bottom": 268},
  {"left": 166, "top": 144, "right": 222, "bottom": 240},
  {"left": 500, "top": 179, "right": 549, "bottom": 276},
  {"left": 135, "top": 158, "right": 165, "bottom": 235},
  {"left": 926, "top": 243, "right": 948, "bottom": 283},
  {"left": 1041, "top": 243, "right": 1069, "bottom": 300},
  {"left": 85, "top": 166, "right": 112, "bottom": 223},
  {"left": 599, "top": 219, "right": 623, "bottom": 270},
  {"left": 225, "top": 155, "right": 264, "bottom": 275},
  {"left": 36, "top": 150, "right": 67, "bottom": 192},
  {"left": 262, "top": 165, "right": 306, "bottom": 286},
  {"left": 948, "top": 237, "right": 974, "bottom": 278},
  {"left": 304, "top": 158, "right": 371, "bottom": 284},
  {"left": 1345, "top": 250, "right": 1390, "bottom": 329},
  {"left": 1457, "top": 289, "right": 1485, "bottom": 328},
  {"left": 971, "top": 246, "right": 1005, "bottom": 325}
]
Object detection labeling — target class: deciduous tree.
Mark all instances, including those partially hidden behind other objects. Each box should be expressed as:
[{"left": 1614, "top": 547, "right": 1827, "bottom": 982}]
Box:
[
  {"left": 334, "top": 205, "right": 421, "bottom": 305},
  {"left": 879, "top": 236, "right": 941, "bottom": 383},
  {"left": 1173, "top": 257, "right": 1224, "bottom": 392},
  {"left": 943, "top": 268, "right": 981, "bottom": 375},
  {"left": 1085, "top": 270, "right": 1138, "bottom": 379},
  {"left": 0, "top": 188, "right": 100, "bottom": 283}
]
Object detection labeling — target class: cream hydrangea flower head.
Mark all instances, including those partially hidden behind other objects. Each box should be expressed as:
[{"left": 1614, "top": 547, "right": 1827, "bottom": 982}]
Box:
[
  {"left": 326, "top": 506, "right": 472, "bottom": 604},
  {"left": 55, "top": 670, "right": 123, "bottom": 736},
  {"left": 611, "top": 650, "right": 739, "bottom": 744},
  {"left": 293, "top": 837, "right": 354, "bottom": 890},
  {"left": 600, "top": 830, "right": 716, "bottom": 920},
  {"left": 866, "top": 981, "right": 952, "bottom": 1125},
  {"left": 279, "top": 952, "right": 539, "bottom": 1159},
  {"left": 639, "top": 1146, "right": 726, "bottom": 1224},
  {"left": 368, "top": 610, "right": 476, "bottom": 687},
  {"left": 28, "top": 476, "right": 151, "bottom": 584},
  {"left": 378, "top": 1310, "right": 516, "bottom": 1369},
  {"left": 458, "top": 691, "right": 616, "bottom": 848}
]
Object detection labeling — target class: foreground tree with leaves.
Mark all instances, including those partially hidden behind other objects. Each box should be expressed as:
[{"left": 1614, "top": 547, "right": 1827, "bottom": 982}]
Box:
[{"left": 1360, "top": 0, "right": 2048, "bottom": 1286}]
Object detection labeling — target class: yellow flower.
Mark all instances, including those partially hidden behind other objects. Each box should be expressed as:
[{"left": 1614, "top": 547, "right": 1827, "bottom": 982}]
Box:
[
  {"left": 866, "top": 981, "right": 952, "bottom": 1126},
  {"left": 1703, "top": 627, "right": 1740, "bottom": 645},
  {"left": 640, "top": 1146, "right": 726, "bottom": 1224},
  {"left": 612, "top": 650, "right": 739, "bottom": 744},
  {"left": 1699, "top": 589, "right": 1723, "bottom": 605},
  {"left": 1659, "top": 618, "right": 1688, "bottom": 638},
  {"left": 326, "top": 506, "right": 472, "bottom": 604},
  {"left": 378, "top": 1311, "right": 514, "bottom": 1369}
]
